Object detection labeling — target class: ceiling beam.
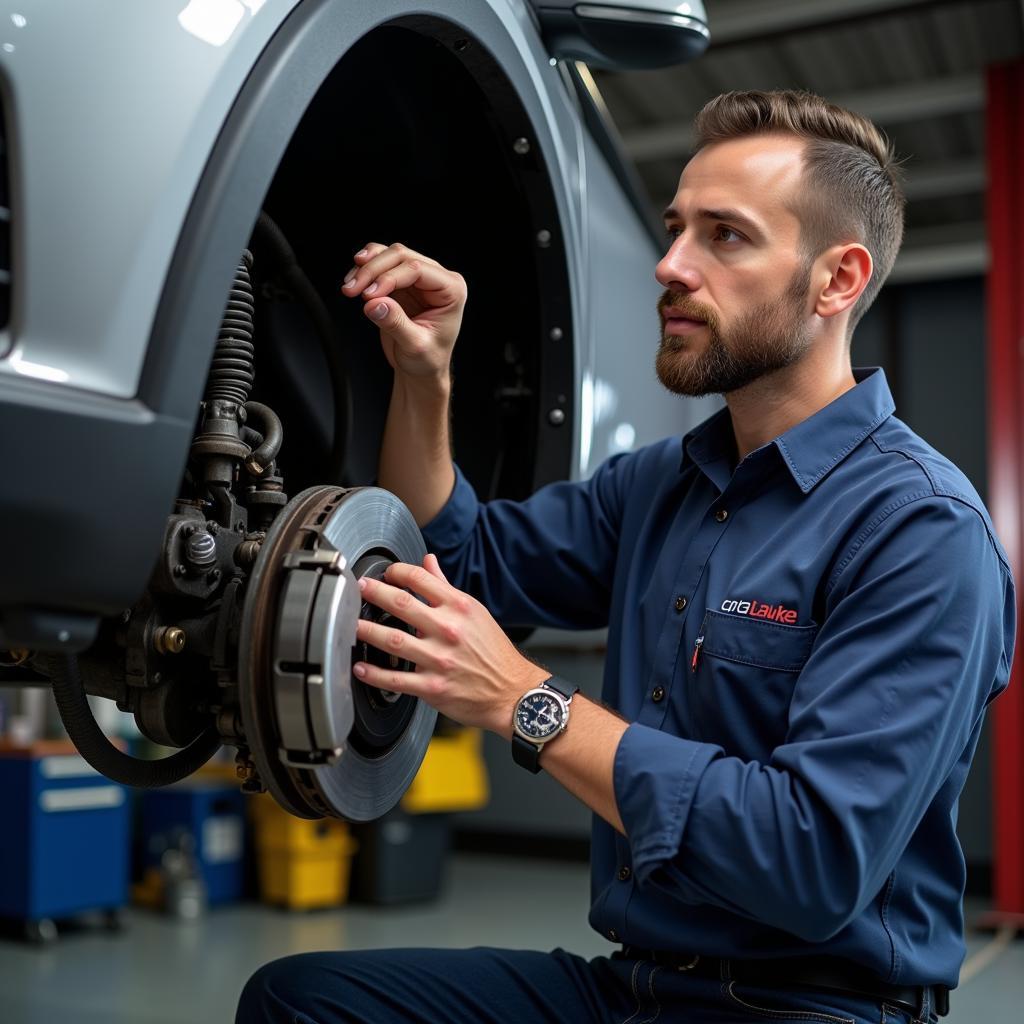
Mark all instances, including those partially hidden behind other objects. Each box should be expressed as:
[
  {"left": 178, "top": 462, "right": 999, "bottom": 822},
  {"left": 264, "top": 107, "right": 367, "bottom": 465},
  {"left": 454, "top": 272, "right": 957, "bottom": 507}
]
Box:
[
  {"left": 901, "top": 157, "right": 985, "bottom": 201},
  {"left": 621, "top": 73, "right": 984, "bottom": 163},
  {"left": 708, "top": 0, "right": 952, "bottom": 47},
  {"left": 889, "top": 221, "right": 987, "bottom": 282}
]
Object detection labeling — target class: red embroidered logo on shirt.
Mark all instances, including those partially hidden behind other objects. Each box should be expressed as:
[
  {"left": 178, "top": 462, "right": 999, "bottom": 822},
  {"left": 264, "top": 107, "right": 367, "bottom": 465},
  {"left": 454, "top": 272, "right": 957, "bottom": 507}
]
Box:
[{"left": 720, "top": 598, "right": 798, "bottom": 625}]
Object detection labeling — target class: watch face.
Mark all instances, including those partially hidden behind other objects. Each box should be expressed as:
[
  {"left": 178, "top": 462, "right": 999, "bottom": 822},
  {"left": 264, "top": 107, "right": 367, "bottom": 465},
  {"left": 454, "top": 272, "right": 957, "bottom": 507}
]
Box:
[{"left": 515, "top": 691, "right": 565, "bottom": 741}]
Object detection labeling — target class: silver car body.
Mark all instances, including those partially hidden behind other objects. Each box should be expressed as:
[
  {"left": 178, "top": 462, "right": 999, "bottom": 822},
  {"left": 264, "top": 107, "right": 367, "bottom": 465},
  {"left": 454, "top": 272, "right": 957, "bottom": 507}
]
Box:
[{"left": 0, "top": 0, "right": 714, "bottom": 636}]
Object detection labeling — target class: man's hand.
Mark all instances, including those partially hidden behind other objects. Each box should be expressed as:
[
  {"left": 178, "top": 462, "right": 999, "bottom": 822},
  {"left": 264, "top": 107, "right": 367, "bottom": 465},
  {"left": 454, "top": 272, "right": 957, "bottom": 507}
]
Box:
[
  {"left": 341, "top": 242, "right": 466, "bottom": 383},
  {"left": 353, "top": 555, "right": 549, "bottom": 739}
]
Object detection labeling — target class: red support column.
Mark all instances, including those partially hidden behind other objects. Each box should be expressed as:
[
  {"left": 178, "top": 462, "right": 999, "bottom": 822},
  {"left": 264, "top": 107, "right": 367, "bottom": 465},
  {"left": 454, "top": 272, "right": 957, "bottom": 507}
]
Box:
[{"left": 986, "top": 59, "right": 1024, "bottom": 921}]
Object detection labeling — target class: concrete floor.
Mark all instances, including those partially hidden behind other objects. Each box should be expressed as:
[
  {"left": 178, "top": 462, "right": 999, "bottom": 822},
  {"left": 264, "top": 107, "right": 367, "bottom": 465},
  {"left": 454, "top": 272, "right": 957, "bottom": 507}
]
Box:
[{"left": 0, "top": 854, "right": 1019, "bottom": 1023}]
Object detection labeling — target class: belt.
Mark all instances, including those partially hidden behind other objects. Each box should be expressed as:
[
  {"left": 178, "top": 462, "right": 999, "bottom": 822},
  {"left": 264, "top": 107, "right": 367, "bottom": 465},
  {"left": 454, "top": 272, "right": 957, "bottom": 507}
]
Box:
[{"left": 618, "top": 948, "right": 949, "bottom": 1018}]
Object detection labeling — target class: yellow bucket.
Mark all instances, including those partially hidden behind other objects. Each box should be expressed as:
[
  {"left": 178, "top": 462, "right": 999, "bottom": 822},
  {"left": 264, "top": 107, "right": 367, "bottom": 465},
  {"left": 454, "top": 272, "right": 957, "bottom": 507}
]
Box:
[
  {"left": 402, "top": 728, "right": 489, "bottom": 814},
  {"left": 250, "top": 794, "right": 357, "bottom": 909}
]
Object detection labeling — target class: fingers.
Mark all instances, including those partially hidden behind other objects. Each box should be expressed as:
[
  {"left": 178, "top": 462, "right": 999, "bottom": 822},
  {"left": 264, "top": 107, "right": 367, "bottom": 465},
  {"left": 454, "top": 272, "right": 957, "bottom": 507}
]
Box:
[
  {"left": 351, "top": 658, "right": 439, "bottom": 699},
  {"left": 379, "top": 561, "right": 452, "bottom": 606},
  {"left": 341, "top": 242, "right": 465, "bottom": 379},
  {"left": 424, "top": 553, "right": 448, "bottom": 584},
  {"left": 356, "top": 575, "right": 435, "bottom": 632},
  {"left": 352, "top": 616, "right": 445, "bottom": 700},
  {"left": 341, "top": 242, "right": 454, "bottom": 303},
  {"left": 354, "top": 615, "right": 430, "bottom": 667}
]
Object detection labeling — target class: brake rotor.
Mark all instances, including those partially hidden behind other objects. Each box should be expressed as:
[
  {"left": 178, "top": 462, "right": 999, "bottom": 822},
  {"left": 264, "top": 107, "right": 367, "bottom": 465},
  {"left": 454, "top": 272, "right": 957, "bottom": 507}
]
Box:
[{"left": 238, "top": 485, "right": 435, "bottom": 821}]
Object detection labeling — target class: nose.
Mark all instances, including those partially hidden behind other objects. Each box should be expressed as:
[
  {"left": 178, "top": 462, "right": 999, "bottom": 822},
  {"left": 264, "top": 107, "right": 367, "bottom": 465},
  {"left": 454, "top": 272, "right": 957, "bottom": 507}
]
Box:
[{"left": 655, "top": 236, "right": 702, "bottom": 293}]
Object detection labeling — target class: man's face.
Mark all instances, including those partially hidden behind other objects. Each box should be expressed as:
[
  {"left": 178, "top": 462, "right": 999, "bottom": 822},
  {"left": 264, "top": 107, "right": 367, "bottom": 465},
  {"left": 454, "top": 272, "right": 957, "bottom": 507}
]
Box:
[{"left": 654, "top": 134, "right": 816, "bottom": 397}]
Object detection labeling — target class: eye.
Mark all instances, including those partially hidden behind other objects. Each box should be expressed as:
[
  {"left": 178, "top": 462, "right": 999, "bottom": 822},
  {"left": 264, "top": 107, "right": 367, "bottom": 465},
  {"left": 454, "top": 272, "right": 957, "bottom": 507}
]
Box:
[
  {"left": 664, "top": 226, "right": 682, "bottom": 241},
  {"left": 714, "top": 225, "right": 743, "bottom": 243}
]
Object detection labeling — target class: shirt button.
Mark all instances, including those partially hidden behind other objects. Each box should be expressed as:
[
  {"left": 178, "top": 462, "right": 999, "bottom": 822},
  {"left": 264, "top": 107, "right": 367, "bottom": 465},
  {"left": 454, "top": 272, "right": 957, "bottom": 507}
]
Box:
[
  {"left": 618, "top": 865, "right": 632, "bottom": 881},
  {"left": 652, "top": 686, "right": 665, "bottom": 703},
  {"left": 674, "top": 595, "right": 687, "bottom": 612},
  {"left": 714, "top": 509, "right": 729, "bottom": 523},
  {"left": 608, "top": 929, "right": 619, "bottom": 942}
]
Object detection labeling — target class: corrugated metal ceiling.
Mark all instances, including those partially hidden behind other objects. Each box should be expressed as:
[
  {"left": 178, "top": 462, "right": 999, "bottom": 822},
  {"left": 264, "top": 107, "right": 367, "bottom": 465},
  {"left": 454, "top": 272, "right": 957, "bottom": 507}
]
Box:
[{"left": 590, "top": 0, "right": 1024, "bottom": 280}]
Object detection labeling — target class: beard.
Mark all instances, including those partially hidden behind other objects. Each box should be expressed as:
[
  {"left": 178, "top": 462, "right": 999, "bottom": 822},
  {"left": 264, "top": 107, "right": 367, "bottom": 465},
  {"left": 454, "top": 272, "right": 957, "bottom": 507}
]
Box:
[{"left": 655, "top": 263, "right": 814, "bottom": 397}]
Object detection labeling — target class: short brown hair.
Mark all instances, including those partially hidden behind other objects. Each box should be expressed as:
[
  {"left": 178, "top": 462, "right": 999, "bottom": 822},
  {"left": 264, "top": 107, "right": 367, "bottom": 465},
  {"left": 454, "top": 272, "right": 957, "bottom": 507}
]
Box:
[{"left": 694, "top": 90, "right": 905, "bottom": 331}]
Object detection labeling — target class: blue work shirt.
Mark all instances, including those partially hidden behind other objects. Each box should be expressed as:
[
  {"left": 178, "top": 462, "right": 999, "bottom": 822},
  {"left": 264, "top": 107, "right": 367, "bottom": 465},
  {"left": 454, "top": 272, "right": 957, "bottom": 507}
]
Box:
[{"left": 420, "top": 368, "right": 1014, "bottom": 988}]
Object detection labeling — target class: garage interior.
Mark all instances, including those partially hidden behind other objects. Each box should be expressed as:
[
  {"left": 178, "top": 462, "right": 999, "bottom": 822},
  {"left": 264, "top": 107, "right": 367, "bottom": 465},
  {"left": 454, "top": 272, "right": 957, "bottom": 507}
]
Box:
[{"left": 1, "top": 1, "right": 1023, "bottom": 1021}]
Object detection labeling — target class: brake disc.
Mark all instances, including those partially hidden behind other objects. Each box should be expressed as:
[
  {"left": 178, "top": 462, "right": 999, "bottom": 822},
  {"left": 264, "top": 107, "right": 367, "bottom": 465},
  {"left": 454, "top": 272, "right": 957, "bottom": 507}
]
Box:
[{"left": 238, "top": 485, "right": 435, "bottom": 821}]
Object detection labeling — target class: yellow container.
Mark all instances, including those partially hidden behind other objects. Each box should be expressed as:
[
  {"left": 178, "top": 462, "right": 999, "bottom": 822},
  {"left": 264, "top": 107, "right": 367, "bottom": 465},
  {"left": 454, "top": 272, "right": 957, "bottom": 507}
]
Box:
[
  {"left": 257, "top": 839, "right": 357, "bottom": 910},
  {"left": 401, "top": 728, "right": 489, "bottom": 814},
  {"left": 250, "top": 794, "right": 350, "bottom": 853},
  {"left": 249, "top": 794, "right": 357, "bottom": 909}
]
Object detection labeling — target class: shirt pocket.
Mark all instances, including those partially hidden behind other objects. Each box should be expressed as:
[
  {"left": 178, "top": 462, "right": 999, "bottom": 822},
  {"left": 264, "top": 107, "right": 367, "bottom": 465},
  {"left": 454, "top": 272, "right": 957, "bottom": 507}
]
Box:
[{"left": 690, "top": 609, "right": 819, "bottom": 758}]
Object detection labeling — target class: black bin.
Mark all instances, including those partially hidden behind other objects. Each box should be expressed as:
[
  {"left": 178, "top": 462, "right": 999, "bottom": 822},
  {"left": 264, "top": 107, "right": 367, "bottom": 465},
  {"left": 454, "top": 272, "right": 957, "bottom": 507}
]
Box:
[{"left": 350, "top": 808, "right": 450, "bottom": 905}]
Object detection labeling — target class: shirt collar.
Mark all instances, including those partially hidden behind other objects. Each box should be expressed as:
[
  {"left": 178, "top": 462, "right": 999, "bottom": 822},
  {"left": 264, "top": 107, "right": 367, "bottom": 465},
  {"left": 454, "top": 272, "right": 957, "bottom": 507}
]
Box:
[{"left": 680, "top": 368, "right": 896, "bottom": 494}]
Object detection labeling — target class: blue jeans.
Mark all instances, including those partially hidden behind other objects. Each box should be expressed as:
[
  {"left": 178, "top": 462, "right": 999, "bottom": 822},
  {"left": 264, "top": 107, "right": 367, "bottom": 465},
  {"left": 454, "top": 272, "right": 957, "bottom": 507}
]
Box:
[{"left": 236, "top": 947, "right": 938, "bottom": 1024}]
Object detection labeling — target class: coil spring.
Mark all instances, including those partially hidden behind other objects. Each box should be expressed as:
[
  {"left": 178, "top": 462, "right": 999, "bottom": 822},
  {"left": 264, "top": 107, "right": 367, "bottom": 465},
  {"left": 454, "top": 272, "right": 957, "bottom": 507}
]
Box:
[{"left": 205, "top": 250, "right": 255, "bottom": 406}]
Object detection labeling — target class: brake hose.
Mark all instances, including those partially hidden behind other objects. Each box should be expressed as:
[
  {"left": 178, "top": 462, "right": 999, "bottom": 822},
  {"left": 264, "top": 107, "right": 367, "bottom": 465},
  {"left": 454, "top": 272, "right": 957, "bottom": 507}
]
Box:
[{"left": 51, "top": 654, "right": 221, "bottom": 787}]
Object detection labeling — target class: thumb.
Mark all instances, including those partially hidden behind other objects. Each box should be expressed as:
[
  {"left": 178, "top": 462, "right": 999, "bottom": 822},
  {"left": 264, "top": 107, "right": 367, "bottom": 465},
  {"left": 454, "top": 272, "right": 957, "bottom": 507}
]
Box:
[
  {"left": 364, "top": 298, "right": 406, "bottom": 330},
  {"left": 424, "top": 553, "right": 449, "bottom": 584}
]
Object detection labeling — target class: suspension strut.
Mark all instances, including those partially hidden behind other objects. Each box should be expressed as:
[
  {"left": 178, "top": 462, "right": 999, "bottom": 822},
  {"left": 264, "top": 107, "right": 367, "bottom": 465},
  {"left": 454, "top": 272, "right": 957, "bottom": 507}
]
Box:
[{"left": 50, "top": 254, "right": 265, "bottom": 787}]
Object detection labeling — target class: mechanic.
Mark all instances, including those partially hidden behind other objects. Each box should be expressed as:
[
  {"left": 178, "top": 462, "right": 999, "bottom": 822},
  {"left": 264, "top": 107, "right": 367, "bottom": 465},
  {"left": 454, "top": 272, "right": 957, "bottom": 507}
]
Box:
[{"left": 237, "top": 90, "right": 1014, "bottom": 1024}]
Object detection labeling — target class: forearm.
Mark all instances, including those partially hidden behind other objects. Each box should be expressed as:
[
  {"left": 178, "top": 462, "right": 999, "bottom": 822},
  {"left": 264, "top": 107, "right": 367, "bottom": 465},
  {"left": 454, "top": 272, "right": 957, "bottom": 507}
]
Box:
[
  {"left": 378, "top": 374, "right": 456, "bottom": 527},
  {"left": 503, "top": 695, "right": 629, "bottom": 836}
]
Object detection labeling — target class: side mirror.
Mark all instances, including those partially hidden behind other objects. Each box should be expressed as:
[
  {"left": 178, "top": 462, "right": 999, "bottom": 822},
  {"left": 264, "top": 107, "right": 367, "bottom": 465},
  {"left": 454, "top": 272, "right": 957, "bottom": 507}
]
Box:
[{"left": 530, "top": 1, "right": 710, "bottom": 70}]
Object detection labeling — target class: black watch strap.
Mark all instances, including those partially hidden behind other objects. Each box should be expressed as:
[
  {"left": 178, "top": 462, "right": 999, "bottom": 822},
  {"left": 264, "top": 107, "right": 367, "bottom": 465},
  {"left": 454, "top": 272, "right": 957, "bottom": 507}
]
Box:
[
  {"left": 542, "top": 675, "right": 580, "bottom": 700},
  {"left": 512, "top": 733, "right": 543, "bottom": 774}
]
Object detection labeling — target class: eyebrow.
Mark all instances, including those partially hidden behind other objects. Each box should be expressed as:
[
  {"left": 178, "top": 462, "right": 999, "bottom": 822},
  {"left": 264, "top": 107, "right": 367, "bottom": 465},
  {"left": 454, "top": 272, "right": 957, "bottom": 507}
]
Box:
[{"left": 661, "top": 206, "right": 763, "bottom": 236}]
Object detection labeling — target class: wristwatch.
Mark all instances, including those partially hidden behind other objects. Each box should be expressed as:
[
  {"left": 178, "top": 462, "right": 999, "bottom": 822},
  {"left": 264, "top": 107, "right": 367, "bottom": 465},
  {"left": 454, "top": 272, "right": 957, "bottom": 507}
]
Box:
[{"left": 511, "top": 675, "right": 580, "bottom": 774}]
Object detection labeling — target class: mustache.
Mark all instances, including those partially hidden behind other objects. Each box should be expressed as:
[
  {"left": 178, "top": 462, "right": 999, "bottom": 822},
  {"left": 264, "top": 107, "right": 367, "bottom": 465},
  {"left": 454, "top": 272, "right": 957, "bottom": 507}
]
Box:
[{"left": 657, "top": 291, "right": 719, "bottom": 329}]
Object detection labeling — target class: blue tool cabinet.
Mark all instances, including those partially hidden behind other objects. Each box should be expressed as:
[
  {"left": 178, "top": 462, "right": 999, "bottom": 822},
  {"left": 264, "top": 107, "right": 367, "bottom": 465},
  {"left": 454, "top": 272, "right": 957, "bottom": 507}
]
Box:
[
  {"left": 0, "top": 744, "right": 129, "bottom": 937},
  {"left": 141, "top": 780, "right": 246, "bottom": 905}
]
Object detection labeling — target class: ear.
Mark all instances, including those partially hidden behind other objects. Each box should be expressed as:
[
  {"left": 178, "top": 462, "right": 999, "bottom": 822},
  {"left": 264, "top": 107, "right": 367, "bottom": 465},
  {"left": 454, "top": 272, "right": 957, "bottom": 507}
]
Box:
[{"left": 815, "top": 243, "right": 873, "bottom": 321}]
